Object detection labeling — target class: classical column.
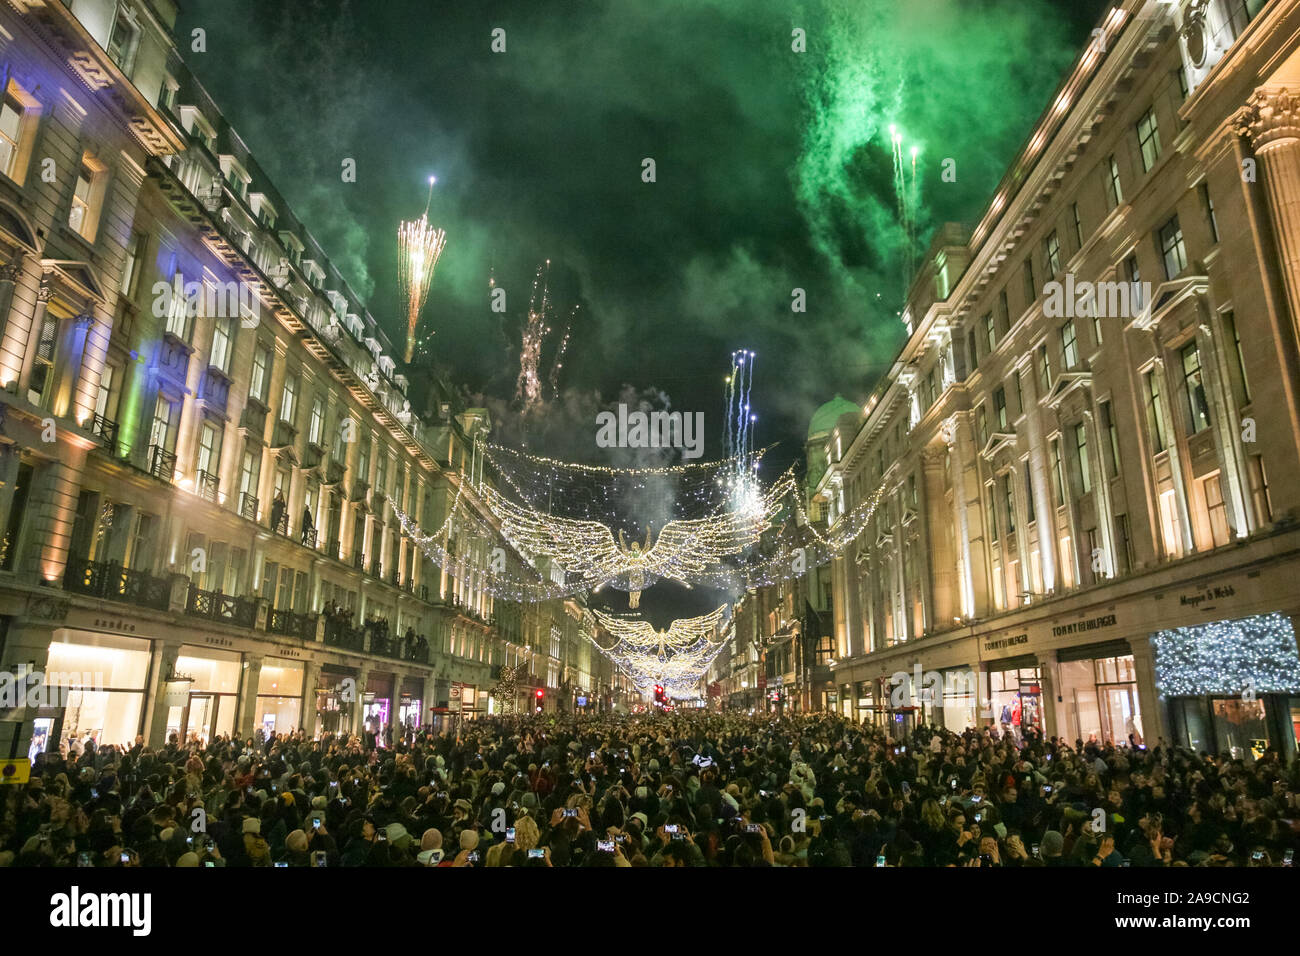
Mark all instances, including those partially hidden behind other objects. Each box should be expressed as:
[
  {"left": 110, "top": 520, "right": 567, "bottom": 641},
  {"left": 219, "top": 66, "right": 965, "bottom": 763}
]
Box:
[
  {"left": 1128, "top": 635, "right": 1168, "bottom": 747},
  {"left": 1081, "top": 406, "right": 1117, "bottom": 579},
  {"left": 920, "top": 446, "right": 955, "bottom": 627},
  {"left": 145, "top": 641, "right": 184, "bottom": 748},
  {"left": 238, "top": 654, "right": 264, "bottom": 739},
  {"left": 942, "top": 414, "right": 981, "bottom": 618},
  {"left": 300, "top": 659, "right": 319, "bottom": 737},
  {"left": 1238, "top": 88, "right": 1300, "bottom": 341},
  {"left": 0, "top": 253, "right": 25, "bottom": 352}
]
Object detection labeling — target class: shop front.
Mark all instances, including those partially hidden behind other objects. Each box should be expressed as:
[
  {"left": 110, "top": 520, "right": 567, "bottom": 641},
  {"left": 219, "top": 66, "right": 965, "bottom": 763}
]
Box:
[
  {"left": 364, "top": 672, "right": 396, "bottom": 745},
  {"left": 44, "top": 630, "right": 151, "bottom": 752},
  {"left": 1055, "top": 640, "right": 1143, "bottom": 747},
  {"left": 985, "top": 656, "right": 1043, "bottom": 743},
  {"left": 1154, "top": 612, "right": 1300, "bottom": 761},
  {"left": 256, "top": 658, "right": 305, "bottom": 737},
  {"left": 938, "top": 666, "right": 980, "bottom": 732},
  {"left": 167, "top": 646, "right": 242, "bottom": 745},
  {"left": 398, "top": 676, "right": 424, "bottom": 735},
  {"left": 314, "top": 664, "right": 357, "bottom": 737}
]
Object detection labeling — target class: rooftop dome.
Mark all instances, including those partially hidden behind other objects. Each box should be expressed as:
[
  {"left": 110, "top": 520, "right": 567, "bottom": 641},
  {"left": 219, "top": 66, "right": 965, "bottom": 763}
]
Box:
[{"left": 807, "top": 394, "right": 861, "bottom": 440}]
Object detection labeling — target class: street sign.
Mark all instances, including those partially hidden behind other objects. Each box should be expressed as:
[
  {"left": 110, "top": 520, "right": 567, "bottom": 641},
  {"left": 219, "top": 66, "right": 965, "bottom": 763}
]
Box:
[{"left": 0, "top": 759, "right": 31, "bottom": 785}]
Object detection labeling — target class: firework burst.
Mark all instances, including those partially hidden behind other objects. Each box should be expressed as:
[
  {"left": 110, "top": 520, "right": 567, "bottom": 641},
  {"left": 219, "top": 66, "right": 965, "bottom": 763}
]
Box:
[{"left": 398, "top": 177, "right": 447, "bottom": 363}]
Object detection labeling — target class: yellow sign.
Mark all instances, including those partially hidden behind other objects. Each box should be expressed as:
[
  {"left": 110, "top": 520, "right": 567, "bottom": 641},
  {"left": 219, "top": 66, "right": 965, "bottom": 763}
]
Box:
[{"left": 0, "top": 759, "right": 31, "bottom": 785}]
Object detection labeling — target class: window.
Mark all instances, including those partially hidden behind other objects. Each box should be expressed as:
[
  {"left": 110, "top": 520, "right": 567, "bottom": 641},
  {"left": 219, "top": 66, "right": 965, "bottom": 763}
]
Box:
[
  {"left": 239, "top": 447, "right": 261, "bottom": 499},
  {"left": 309, "top": 395, "right": 325, "bottom": 445},
  {"left": 1221, "top": 311, "right": 1250, "bottom": 404},
  {"left": 1003, "top": 474, "right": 1017, "bottom": 536},
  {"left": 120, "top": 231, "right": 145, "bottom": 298},
  {"left": 993, "top": 387, "right": 1007, "bottom": 431},
  {"left": 28, "top": 312, "right": 58, "bottom": 405},
  {"left": 1144, "top": 370, "right": 1169, "bottom": 452},
  {"left": 249, "top": 342, "right": 271, "bottom": 402},
  {"left": 966, "top": 328, "right": 979, "bottom": 371},
  {"left": 375, "top": 448, "right": 388, "bottom": 496},
  {"left": 1181, "top": 341, "right": 1211, "bottom": 434},
  {"left": 1071, "top": 202, "right": 1084, "bottom": 249},
  {"left": 1023, "top": 257, "right": 1036, "bottom": 309},
  {"left": 1024, "top": 467, "right": 1036, "bottom": 524},
  {"left": 1045, "top": 230, "right": 1062, "bottom": 276},
  {"left": 1014, "top": 369, "right": 1026, "bottom": 416},
  {"left": 1037, "top": 343, "right": 1052, "bottom": 394},
  {"left": 1174, "top": 66, "right": 1190, "bottom": 103},
  {"left": 1074, "top": 422, "right": 1092, "bottom": 495},
  {"left": 1248, "top": 454, "right": 1273, "bottom": 525},
  {"left": 149, "top": 393, "right": 177, "bottom": 453},
  {"left": 210, "top": 316, "right": 234, "bottom": 373},
  {"left": 1050, "top": 438, "right": 1065, "bottom": 504},
  {"left": 1125, "top": 254, "right": 1144, "bottom": 310},
  {"left": 164, "top": 271, "right": 190, "bottom": 339},
  {"left": 1137, "top": 106, "right": 1162, "bottom": 172},
  {"left": 69, "top": 163, "right": 94, "bottom": 236},
  {"left": 1200, "top": 183, "right": 1219, "bottom": 244},
  {"left": 0, "top": 81, "right": 35, "bottom": 183},
  {"left": 357, "top": 433, "right": 371, "bottom": 484},
  {"left": 106, "top": 5, "right": 140, "bottom": 71},
  {"left": 280, "top": 372, "right": 298, "bottom": 424},
  {"left": 1100, "top": 400, "right": 1120, "bottom": 478},
  {"left": 1061, "top": 320, "right": 1079, "bottom": 369},
  {"left": 95, "top": 364, "right": 117, "bottom": 420},
  {"left": 983, "top": 312, "right": 996, "bottom": 352},
  {"left": 1158, "top": 215, "right": 1186, "bottom": 280},
  {"left": 1105, "top": 154, "right": 1123, "bottom": 209},
  {"left": 976, "top": 406, "right": 989, "bottom": 447},
  {"left": 1115, "top": 514, "right": 1134, "bottom": 575},
  {"left": 1203, "top": 473, "right": 1230, "bottom": 548},
  {"left": 197, "top": 421, "right": 222, "bottom": 477},
  {"left": 999, "top": 290, "right": 1011, "bottom": 335}
]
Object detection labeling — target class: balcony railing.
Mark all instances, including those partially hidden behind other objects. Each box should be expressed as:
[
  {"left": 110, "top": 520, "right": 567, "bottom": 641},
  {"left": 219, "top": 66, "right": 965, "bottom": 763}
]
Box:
[
  {"left": 372, "top": 562, "right": 382, "bottom": 580},
  {"left": 88, "top": 414, "right": 118, "bottom": 449},
  {"left": 240, "top": 492, "right": 259, "bottom": 521},
  {"left": 352, "top": 549, "right": 364, "bottom": 570},
  {"left": 185, "top": 585, "right": 256, "bottom": 628},
  {"left": 301, "top": 527, "right": 318, "bottom": 549},
  {"left": 323, "top": 615, "right": 365, "bottom": 651},
  {"left": 268, "top": 607, "right": 318, "bottom": 640},
  {"left": 324, "top": 537, "right": 341, "bottom": 560},
  {"left": 196, "top": 469, "right": 219, "bottom": 502},
  {"left": 63, "top": 557, "right": 170, "bottom": 611},
  {"left": 147, "top": 444, "right": 177, "bottom": 483}
]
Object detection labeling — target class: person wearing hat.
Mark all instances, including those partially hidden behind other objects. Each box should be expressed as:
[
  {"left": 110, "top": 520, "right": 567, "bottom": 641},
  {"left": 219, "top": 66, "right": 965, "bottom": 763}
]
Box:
[
  {"left": 1039, "top": 830, "right": 1066, "bottom": 867},
  {"left": 243, "top": 816, "right": 271, "bottom": 867},
  {"left": 446, "top": 828, "right": 479, "bottom": 867}
]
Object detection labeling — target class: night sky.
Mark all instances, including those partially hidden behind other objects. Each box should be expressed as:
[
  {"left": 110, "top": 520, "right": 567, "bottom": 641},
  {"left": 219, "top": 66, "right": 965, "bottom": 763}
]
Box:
[{"left": 177, "top": 0, "right": 1108, "bottom": 621}]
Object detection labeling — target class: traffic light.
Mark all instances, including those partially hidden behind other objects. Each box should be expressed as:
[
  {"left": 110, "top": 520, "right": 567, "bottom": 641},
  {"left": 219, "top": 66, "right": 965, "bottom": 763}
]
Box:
[
  {"left": 654, "top": 684, "right": 665, "bottom": 704},
  {"left": 535, "top": 689, "right": 544, "bottom": 699}
]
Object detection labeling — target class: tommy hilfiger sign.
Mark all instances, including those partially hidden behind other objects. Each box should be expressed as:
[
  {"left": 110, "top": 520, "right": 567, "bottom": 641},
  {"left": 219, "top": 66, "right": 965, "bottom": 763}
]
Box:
[{"left": 1051, "top": 614, "right": 1117, "bottom": 638}]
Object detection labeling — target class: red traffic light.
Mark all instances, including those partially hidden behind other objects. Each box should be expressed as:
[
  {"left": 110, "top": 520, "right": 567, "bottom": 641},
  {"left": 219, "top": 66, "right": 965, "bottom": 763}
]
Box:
[{"left": 535, "top": 689, "right": 544, "bottom": 698}]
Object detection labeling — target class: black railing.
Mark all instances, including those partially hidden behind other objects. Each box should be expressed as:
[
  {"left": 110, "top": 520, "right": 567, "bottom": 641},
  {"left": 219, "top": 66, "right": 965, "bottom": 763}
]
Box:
[
  {"left": 148, "top": 444, "right": 177, "bottom": 483},
  {"left": 273, "top": 510, "right": 289, "bottom": 536},
  {"left": 88, "top": 414, "right": 118, "bottom": 448},
  {"left": 240, "top": 491, "right": 259, "bottom": 521},
  {"left": 268, "top": 607, "right": 317, "bottom": 640},
  {"left": 63, "top": 557, "right": 170, "bottom": 611},
  {"left": 197, "top": 469, "right": 219, "bottom": 502},
  {"left": 419, "top": 584, "right": 430, "bottom": 601},
  {"left": 323, "top": 615, "right": 365, "bottom": 651},
  {"left": 185, "top": 585, "right": 256, "bottom": 628},
  {"left": 388, "top": 569, "right": 400, "bottom": 587},
  {"left": 372, "top": 562, "right": 382, "bottom": 580},
  {"left": 324, "top": 537, "right": 341, "bottom": 560},
  {"left": 301, "top": 527, "right": 318, "bottom": 549},
  {"left": 352, "top": 550, "right": 364, "bottom": 570}
]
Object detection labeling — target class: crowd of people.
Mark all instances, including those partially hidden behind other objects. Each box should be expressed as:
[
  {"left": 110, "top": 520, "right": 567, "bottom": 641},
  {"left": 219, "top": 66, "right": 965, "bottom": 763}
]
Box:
[{"left": 3, "top": 712, "right": 1298, "bottom": 867}]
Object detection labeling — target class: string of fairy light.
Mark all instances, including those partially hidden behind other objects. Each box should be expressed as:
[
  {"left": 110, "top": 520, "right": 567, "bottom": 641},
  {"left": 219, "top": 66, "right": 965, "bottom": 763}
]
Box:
[{"left": 587, "top": 606, "right": 728, "bottom": 696}]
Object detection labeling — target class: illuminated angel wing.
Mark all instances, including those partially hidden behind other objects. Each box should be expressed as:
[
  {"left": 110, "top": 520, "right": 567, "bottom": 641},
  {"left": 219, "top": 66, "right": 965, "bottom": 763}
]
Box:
[
  {"left": 590, "top": 609, "right": 660, "bottom": 646},
  {"left": 480, "top": 485, "right": 623, "bottom": 580},
  {"left": 644, "top": 483, "right": 786, "bottom": 580}
]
